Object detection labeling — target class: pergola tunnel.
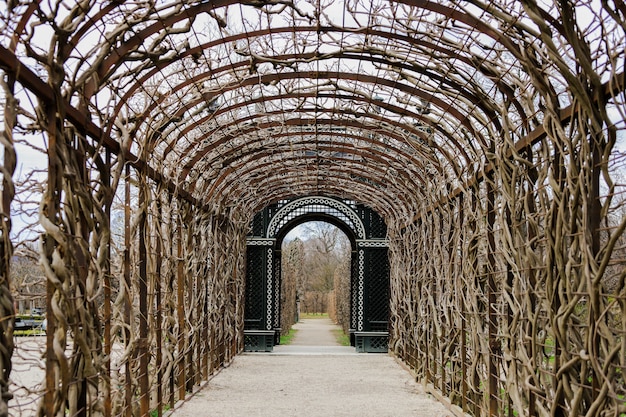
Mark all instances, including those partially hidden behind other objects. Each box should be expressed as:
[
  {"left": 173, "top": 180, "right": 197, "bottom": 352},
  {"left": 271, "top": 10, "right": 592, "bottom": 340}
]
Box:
[{"left": 0, "top": 1, "right": 625, "bottom": 416}]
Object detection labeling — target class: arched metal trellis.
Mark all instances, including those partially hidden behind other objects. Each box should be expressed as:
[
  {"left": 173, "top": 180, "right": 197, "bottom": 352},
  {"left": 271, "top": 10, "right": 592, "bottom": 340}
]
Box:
[{"left": 244, "top": 197, "right": 389, "bottom": 352}]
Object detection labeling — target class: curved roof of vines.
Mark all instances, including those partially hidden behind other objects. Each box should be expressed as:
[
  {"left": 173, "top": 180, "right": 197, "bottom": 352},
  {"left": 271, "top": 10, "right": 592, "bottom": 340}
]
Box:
[{"left": 1, "top": 0, "right": 624, "bottom": 223}]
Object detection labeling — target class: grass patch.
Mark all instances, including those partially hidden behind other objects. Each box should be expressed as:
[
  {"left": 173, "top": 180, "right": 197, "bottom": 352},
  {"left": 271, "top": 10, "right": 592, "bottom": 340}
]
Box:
[
  {"left": 14, "top": 329, "right": 46, "bottom": 337},
  {"left": 17, "top": 314, "right": 45, "bottom": 320},
  {"left": 279, "top": 328, "right": 298, "bottom": 345},
  {"left": 300, "top": 312, "right": 329, "bottom": 319},
  {"left": 332, "top": 329, "right": 350, "bottom": 346},
  {"left": 149, "top": 404, "right": 171, "bottom": 417}
]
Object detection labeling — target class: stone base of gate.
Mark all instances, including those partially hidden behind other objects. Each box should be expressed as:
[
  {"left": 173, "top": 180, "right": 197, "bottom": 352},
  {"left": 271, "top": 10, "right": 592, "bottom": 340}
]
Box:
[
  {"left": 354, "top": 331, "right": 389, "bottom": 353},
  {"left": 244, "top": 330, "right": 276, "bottom": 352}
]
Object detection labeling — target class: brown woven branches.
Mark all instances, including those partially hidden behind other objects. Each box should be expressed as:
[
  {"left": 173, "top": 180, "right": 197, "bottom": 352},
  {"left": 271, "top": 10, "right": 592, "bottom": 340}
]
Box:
[{"left": 0, "top": 69, "right": 17, "bottom": 417}]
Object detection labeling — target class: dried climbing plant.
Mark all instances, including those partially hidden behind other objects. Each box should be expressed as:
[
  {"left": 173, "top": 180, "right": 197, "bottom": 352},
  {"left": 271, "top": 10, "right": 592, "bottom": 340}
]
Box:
[
  {"left": 0, "top": 69, "right": 17, "bottom": 417},
  {"left": 0, "top": 0, "right": 624, "bottom": 416}
]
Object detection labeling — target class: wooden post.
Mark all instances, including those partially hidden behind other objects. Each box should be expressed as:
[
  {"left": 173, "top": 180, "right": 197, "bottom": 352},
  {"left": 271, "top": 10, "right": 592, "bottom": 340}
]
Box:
[
  {"left": 525, "top": 144, "right": 537, "bottom": 417},
  {"left": 168, "top": 197, "right": 176, "bottom": 410},
  {"left": 459, "top": 194, "right": 468, "bottom": 412},
  {"left": 177, "top": 211, "right": 186, "bottom": 400},
  {"left": 202, "top": 222, "right": 210, "bottom": 379},
  {"left": 123, "top": 165, "right": 132, "bottom": 417},
  {"left": 138, "top": 174, "right": 149, "bottom": 416},
  {"left": 74, "top": 138, "right": 89, "bottom": 417},
  {"left": 186, "top": 217, "right": 195, "bottom": 391},
  {"left": 487, "top": 175, "right": 498, "bottom": 417},
  {"left": 103, "top": 149, "right": 112, "bottom": 417},
  {"left": 0, "top": 71, "right": 16, "bottom": 417},
  {"left": 155, "top": 198, "right": 163, "bottom": 416},
  {"left": 589, "top": 127, "right": 602, "bottom": 405},
  {"left": 43, "top": 104, "right": 60, "bottom": 417}
]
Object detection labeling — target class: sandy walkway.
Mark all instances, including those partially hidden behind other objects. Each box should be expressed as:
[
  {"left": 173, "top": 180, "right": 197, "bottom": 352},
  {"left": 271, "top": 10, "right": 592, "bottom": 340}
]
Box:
[{"left": 171, "top": 318, "right": 456, "bottom": 416}]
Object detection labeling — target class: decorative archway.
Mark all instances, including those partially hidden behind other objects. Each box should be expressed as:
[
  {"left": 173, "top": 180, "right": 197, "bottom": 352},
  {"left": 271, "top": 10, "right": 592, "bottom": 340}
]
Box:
[{"left": 244, "top": 197, "right": 389, "bottom": 352}]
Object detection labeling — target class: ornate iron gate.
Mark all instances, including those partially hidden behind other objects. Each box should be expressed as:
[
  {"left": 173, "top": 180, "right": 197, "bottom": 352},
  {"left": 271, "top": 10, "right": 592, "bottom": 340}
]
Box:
[{"left": 244, "top": 196, "right": 389, "bottom": 352}]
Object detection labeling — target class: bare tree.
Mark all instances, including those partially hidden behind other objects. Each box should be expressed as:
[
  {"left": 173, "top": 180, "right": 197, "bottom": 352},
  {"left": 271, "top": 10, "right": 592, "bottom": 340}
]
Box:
[
  {"left": 296, "top": 222, "right": 350, "bottom": 314},
  {"left": 281, "top": 237, "right": 303, "bottom": 333},
  {"left": 11, "top": 245, "right": 45, "bottom": 314}
]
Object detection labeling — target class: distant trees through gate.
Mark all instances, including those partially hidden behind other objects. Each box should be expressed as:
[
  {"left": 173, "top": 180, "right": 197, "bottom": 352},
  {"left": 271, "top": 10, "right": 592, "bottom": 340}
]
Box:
[{"left": 281, "top": 222, "right": 351, "bottom": 331}]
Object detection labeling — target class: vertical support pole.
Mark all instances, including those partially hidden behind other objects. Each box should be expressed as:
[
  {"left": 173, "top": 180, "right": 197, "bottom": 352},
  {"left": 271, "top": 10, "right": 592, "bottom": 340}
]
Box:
[
  {"left": 487, "top": 175, "right": 498, "bottom": 417},
  {"left": 232, "top": 260, "right": 239, "bottom": 355},
  {"left": 202, "top": 244, "right": 209, "bottom": 379},
  {"left": 43, "top": 104, "right": 60, "bottom": 417},
  {"left": 469, "top": 191, "right": 480, "bottom": 417},
  {"left": 155, "top": 198, "right": 163, "bottom": 416},
  {"left": 177, "top": 213, "right": 186, "bottom": 401},
  {"left": 75, "top": 138, "right": 88, "bottom": 417},
  {"left": 194, "top": 224, "right": 202, "bottom": 382},
  {"left": 589, "top": 130, "right": 602, "bottom": 403},
  {"left": 423, "top": 222, "right": 430, "bottom": 383},
  {"left": 204, "top": 220, "right": 211, "bottom": 375},
  {"left": 44, "top": 235, "right": 55, "bottom": 417},
  {"left": 551, "top": 147, "right": 565, "bottom": 417},
  {"left": 438, "top": 211, "right": 445, "bottom": 393},
  {"left": 196, "top": 267, "right": 203, "bottom": 381},
  {"left": 168, "top": 197, "right": 176, "bottom": 411},
  {"left": 103, "top": 149, "right": 112, "bottom": 417},
  {"left": 461, "top": 295, "right": 467, "bottom": 412},
  {"left": 429, "top": 221, "right": 435, "bottom": 388},
  {"left": 210, "top": 319, "right": 216, "bottom": 372},
  {"left": 186, "top": 219, "right": 195, "bottom": 390},
  {"left": 138, "top": 177, "right": 149, "bottom": 416},
  {"left": 123, "top": 165, "right": 132, "bottom": 417},
  {"left": 525, "top": 144, "right": 537, "bottom": 416},
  {"left": 459, "top": 194, "right": 467, "bottom": 412},
  {"left": 505, "top": 204, "right": 514, "bottom": 417},
  {"left": 0, "top": 71, "right": 16, "bottom": 417}
]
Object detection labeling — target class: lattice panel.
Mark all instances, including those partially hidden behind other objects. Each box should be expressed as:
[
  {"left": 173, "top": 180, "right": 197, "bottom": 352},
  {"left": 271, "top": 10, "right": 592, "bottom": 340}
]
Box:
[
  {"left": 365, "top": 248, "right": 390, "bottom": 327},
  {"left": 244, "top": 333, "right": 274, "bottom": 352},
  {"left": 250, "top": 211, "right": 266, "bottom": 237},
  {"left": 355, "top": 334, "right": 389, "bottom": 353},
  {"left": 361, "top": 209, "right": 387, "bottom": 239},
  {"left": 245, "top": 246, "right": 266, "bottom": 329}
]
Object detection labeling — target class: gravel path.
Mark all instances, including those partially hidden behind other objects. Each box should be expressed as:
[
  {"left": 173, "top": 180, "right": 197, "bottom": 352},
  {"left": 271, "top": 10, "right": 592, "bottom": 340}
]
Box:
[{"left": 171, "top": 318, "right": 456, "bottom": 416}]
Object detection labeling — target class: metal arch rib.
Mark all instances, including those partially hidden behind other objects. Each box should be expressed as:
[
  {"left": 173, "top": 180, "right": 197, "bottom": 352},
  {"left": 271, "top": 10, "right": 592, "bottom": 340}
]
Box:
[{"left": 266, "top": 196, "right": 367, "bottom": 240}]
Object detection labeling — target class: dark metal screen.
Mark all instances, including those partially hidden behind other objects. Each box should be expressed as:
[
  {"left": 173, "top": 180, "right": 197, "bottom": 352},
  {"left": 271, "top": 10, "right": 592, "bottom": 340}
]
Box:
[
  {"left": 251, "top": 213, "right": 266, "bottom": 236},
  {"left": 364, "top": 248, "right": 389, "bottom": 331},
  {"left": 362, "top": 210, "right": 387, "bottom": 239},
  {"left": 245, "top": 246, "right": 266, "bottom": 330}
]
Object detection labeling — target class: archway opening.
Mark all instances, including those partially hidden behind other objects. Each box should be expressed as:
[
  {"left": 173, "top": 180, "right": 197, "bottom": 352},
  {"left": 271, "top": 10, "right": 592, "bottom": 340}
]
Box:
[{"left": 280, "top": 221, "right": 352, "bottom": 342}]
